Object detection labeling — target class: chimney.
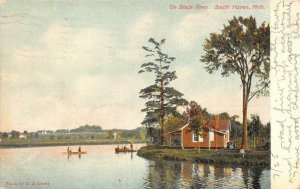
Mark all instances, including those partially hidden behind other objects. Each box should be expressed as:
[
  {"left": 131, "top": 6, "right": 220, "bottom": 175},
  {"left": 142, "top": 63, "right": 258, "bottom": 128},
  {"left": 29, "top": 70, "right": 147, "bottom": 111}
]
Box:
[{"left": 214, "top": 115, "right": 219, "bottom": 129}]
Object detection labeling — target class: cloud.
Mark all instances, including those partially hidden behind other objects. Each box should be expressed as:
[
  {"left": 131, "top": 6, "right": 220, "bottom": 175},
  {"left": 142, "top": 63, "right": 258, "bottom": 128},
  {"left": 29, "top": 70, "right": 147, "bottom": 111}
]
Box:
[
  {"left": 171, "top": 63, "right": 270, "bottom": 123},
  {"left": 1, "top": 9, "right": 271, "bottom": 132},
  {"left": 122, "top": 13, "right": 161, "bottom": 63},
  {"left": 1, "top": 73, "right": 146, "bottom": 131},
  {"left": 40, "top": 22, "right": 117, "bottom": 66},
  {"left": 128, "top": 13, "right": 158, "bottom": 47},
  {"left": 171, "top": 12, "right": 217, "bottom": 49},
  {"left": 42, "top": 22, "right": 116, "bottom": 52},
  {"left": 1, "top": 22, "right": 146, "bottom": 131}
]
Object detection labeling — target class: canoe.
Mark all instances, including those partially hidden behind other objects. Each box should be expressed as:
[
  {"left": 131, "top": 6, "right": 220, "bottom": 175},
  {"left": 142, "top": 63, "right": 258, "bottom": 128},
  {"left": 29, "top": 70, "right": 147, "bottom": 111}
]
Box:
[
  {"left": 63, "top": 151, "right": 87, "bottom": 155},
  {"left": 115, "top": 148, "right": 136, "bottom": 153}
]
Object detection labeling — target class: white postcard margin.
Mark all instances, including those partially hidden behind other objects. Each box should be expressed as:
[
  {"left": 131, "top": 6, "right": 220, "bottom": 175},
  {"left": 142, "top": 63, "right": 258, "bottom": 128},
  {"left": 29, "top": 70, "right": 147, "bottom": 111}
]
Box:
[{"left": 271, "top": 0, "right": 300, "bottom": 188}]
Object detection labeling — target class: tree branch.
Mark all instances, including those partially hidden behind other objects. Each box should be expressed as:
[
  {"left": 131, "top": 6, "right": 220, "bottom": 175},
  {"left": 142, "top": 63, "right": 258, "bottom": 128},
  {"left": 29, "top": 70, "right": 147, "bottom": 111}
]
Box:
[{"left": 248, "top": 81, "right": 270, "bottom": 102}]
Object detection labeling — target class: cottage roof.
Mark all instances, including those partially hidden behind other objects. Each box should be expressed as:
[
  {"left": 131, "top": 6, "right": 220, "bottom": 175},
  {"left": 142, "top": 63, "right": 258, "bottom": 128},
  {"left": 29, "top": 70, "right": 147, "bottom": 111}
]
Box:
[
  {"left": 166, "top": 120, "right": 230, "bottom": 136},
  {"left": 207, "top": 120, "right": 230, "bottom": 131},
  {"left": 165, "top": 124, "right": 188, "bottom": 136}
]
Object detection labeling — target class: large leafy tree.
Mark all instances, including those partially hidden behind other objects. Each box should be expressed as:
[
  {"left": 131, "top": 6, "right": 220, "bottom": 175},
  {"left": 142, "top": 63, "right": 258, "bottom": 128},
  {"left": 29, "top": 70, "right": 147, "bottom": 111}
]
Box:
[
  {"left": 262, "top": 122, "right": 270, "bottom": 140},
  {"left": 188, "top": 101, "right": 210, "bottom": 138},
  {"left": 248, "top": 114, "right": 263, "bottom": 148},
  {"left": 201, "top": 16, "right": 270, "bottom": 150},
  {"left": 229, "top": 115, "right": 243, "bottom": 147},
  {"left": 164, "top": 114, "right": 185, "bottom": 134},
  {"left": 139, "top": 38, "right": 188, "bottom": 145},
  {"left": 248, "top": 114, "right": 263, "bottom": 138}
]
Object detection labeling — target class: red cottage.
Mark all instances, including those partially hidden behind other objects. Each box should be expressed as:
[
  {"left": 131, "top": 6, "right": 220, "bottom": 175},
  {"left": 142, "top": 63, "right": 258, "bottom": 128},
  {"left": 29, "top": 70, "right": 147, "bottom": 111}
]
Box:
[{"left": 166, "top": 115, "right": 231, "bottom": 149}]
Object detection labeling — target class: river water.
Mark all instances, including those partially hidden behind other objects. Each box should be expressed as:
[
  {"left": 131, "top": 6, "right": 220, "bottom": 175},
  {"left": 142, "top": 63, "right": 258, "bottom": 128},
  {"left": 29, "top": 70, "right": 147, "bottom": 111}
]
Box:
[{"left": 0, "top": 144, "right": 270, "bottom": 189}]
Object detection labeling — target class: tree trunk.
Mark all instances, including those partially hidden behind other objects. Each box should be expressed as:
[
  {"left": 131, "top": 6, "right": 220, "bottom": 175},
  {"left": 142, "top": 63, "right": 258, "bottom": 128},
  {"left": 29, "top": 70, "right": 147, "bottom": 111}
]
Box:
[
  {"left": 160, "top": 80, "right": 165, "bottom": 145},
  {"left": 241, "top": 91, "right": 249, "bottom": 150},
  {"left": 253, "top": 134, "right": 256, "bottom": 149},
  {"left": 160, "top": 118, "right": 164, "bottom": 145},
  {"left": 234, "top": 131, "right": 238, "bottom": 148}
]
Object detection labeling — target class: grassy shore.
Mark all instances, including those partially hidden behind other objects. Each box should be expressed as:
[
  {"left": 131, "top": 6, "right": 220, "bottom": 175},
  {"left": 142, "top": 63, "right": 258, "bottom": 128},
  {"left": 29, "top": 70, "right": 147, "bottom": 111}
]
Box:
[
  {"left": 0, "top": 139, "right": 146, "bottom": 148},
  {"left": 137, "top": 145, "right": 270, "bottom": 166}
]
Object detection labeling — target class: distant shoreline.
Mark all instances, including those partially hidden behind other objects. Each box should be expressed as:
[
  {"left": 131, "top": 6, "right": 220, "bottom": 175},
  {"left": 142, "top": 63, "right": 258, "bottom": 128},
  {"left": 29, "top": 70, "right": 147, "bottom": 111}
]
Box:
[
  {"left": 0, "top": 140, "right": 147, "bottom": 149},
  {"left": 137, "top": 145, "right": 270, "bottom": 167}
]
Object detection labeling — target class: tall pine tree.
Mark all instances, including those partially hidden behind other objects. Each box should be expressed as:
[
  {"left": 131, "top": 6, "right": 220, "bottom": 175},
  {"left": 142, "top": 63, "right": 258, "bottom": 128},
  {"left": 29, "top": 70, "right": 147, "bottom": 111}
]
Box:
[{"left": 139, "top": 38, "right": 188, "bottom": 145}]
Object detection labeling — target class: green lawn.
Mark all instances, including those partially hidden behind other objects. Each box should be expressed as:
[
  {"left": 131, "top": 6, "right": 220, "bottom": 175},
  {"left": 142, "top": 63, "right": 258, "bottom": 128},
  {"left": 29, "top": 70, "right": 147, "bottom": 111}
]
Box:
[{"left": 137, "top": 145, "right": 270, "bottom": 166}]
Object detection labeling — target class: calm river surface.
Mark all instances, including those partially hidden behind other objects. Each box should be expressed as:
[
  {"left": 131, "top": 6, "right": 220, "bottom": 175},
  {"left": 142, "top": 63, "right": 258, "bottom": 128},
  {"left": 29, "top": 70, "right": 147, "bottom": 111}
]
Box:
[{"left": 0, "top": 144, "right": 270, "bottom": 189}]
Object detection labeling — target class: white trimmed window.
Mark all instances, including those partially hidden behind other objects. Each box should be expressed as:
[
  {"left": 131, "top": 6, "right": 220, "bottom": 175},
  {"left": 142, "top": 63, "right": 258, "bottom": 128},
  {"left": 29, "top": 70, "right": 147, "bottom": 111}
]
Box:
[
  {"left": 209, "top": 131, "right": 214, "bottom": 141},
  {"left": 192, "top": 132, "right": 203, "bottom": 142}
]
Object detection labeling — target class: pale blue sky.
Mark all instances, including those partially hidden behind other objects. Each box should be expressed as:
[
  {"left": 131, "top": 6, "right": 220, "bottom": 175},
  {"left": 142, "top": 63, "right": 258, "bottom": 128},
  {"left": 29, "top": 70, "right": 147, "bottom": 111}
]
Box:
[{"left": 0, "top": 0, "right": 270, "bottom": 132}]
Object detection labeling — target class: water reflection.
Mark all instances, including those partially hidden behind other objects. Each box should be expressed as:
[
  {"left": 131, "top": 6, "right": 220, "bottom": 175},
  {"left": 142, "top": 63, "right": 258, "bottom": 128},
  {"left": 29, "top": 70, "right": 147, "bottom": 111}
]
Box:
[
  {"left": 0, "top": 145, "right": 269, "bottom": 189},
  {"left": 66, "top": 153, "right": 83, "bottom": 160},
  {"left": 144, "top": 160, "right": 270, "bottom": 189}
]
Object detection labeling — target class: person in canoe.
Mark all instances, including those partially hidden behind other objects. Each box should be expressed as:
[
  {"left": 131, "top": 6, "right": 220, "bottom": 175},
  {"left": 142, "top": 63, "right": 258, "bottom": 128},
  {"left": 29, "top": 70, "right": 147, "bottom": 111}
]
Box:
[
  {"left": 67, "top": 147, "right": 72, "bottom": 153},
  {"left": 130, "top": 143, "right": 133, "bottom": 151}
]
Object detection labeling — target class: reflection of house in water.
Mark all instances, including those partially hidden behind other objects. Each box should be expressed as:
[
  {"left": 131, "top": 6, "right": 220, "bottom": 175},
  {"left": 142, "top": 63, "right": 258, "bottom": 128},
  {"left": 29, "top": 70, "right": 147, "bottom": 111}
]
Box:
[
  {"left": 203, "top": 164, "right": 210, "bottom": 177},
  {"left": 200, "top": 165, "right": 234, "bottom": 187},
  {"left": 144, "top": 160, "right": 183, "bottom": 189},
  {"left": 144, "top": 160, "right": 262, "bottom": 189},
  {"left": 224, "top": 167, "right": 232, "bottom": 177},
  {"left": 214, "top": 165, "right": 225, "bottom": 178},
  {"left": 196, "top": 164, "right": 205, "bottom": 177},
  {"left": 181, "top": 163, "right": 193, "bottom": 187},
  {"left": 225, "top": 167, "right": 250, "bottom": 188},
  {"left": 181, "top": 163, "right": 206, "bottom": 188},
  {"left": 163, "top": 162, "right": 261, "bottom": 188}
]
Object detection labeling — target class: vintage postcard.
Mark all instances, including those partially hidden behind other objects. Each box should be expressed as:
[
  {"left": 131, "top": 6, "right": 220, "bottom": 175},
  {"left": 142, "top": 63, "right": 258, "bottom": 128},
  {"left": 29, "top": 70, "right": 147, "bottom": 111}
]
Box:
[{"left": 0, "top": 0, "right": 299, "bottom": 189}]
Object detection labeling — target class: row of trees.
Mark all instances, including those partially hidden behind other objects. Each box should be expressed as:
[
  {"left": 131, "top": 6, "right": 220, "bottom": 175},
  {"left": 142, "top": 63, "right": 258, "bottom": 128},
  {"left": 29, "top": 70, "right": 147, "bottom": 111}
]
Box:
[
  {"left": 139, "top": 16, "right": 270, "bottom": 150},
  {"left": 0, "top": 130, "right": 28, "bottom": 139},
  {"left": 0, "top": 124, "right": 103, "bottom": 139},
  {"left": 0, "top": 127, "right": 146, "bottom": 141}
]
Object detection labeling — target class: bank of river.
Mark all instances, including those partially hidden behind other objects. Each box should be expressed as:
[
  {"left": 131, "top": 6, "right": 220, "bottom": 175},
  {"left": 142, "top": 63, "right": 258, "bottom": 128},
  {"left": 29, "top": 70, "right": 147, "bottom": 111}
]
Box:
[
  {"left": 137, "top": 145, "right": 270, "bottom": 166},
  {"left": 0, "top": 139, "right": 146, "bottom": 148}
]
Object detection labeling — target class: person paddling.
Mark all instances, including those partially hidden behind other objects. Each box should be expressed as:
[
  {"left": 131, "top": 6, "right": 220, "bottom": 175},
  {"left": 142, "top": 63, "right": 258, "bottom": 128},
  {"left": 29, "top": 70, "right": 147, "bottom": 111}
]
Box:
[
  {"left": 78, "top": 146, "right": 81, "bottom": 153},
  {"left": 130, "top": 143, "right": 133, "bottom": 151}
]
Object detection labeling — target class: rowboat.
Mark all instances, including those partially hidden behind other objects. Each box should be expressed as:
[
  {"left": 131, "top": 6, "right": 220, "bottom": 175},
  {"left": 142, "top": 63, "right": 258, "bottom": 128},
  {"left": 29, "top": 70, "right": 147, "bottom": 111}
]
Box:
[
  {"left": 63, "top": 151, "right": 87, "bottom": 155},
  {"left": 115, "top": 148, "right": 136, "bottom": 153}
]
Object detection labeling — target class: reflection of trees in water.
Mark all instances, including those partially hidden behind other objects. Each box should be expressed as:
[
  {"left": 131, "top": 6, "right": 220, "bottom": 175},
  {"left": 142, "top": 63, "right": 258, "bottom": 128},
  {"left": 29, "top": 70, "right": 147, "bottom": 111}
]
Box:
[
  {"left": 181, "top": 163, "right": 193, "bottom": 186},
  {"left": 145, "top": 161, "right": 206, "bottom": 188},
  {"left": 190, "top": 164, "right": 204, "bottom": 189},
  {"left": 249, "top": 166, "right": 263, "bottom": 189},
  {"left": 144, "top": 161, "right": 267, "bottom": 189},
  {"left": 242, "top": 166, "right": 264, "bottom": 189},
  {"left": 144, "top": 160, "right": 181, "bottom": 189},
  {"left": 242, "top": 166, "right": 249, "bottom": 188}
]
